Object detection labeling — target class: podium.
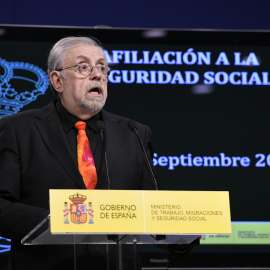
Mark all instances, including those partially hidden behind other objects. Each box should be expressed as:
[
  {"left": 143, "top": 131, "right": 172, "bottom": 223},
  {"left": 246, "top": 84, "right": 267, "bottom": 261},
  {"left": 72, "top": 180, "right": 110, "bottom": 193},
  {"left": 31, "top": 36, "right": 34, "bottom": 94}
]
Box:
[
  {"left": 21, "top": 215, "right": 200, "bottom": 270},
  {"left": 21, "top": 189, "right": 230, "bottom": 270}
]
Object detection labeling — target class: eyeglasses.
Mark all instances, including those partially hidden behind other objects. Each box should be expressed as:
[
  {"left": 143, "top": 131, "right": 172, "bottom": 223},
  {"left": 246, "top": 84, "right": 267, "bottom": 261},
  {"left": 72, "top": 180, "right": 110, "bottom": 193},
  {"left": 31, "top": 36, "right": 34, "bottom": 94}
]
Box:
[{"left": 57, "top": 63, "right": 111, "bottom": 77}]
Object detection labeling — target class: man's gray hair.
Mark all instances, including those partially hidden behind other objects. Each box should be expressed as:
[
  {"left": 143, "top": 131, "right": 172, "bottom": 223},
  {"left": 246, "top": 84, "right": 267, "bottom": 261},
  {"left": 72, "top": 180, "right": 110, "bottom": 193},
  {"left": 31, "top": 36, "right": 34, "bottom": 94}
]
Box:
[{"left": 47, "top": 36, "right": 105, "bottom": 94}]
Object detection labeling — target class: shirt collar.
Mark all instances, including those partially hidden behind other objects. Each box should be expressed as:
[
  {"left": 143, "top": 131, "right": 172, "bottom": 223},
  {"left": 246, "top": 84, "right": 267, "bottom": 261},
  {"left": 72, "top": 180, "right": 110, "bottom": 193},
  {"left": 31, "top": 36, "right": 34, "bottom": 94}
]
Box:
[{"left": 56, "top": 99, "right": 101, "bottom": 133}]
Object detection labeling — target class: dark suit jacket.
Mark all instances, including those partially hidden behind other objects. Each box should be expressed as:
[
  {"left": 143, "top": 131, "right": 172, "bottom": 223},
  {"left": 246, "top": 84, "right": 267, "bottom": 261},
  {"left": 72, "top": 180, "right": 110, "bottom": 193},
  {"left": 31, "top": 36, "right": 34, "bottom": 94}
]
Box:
[{"left": 0, "top": 100, "right": 158, "bottom": 270}]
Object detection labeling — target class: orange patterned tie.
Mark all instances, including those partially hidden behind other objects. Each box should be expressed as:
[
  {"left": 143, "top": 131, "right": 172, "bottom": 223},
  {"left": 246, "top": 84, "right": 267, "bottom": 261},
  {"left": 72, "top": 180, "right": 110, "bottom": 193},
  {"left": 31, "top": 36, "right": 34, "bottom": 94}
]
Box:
[{"left": 75, "top": 121, "right": 98, "bottom": 189}]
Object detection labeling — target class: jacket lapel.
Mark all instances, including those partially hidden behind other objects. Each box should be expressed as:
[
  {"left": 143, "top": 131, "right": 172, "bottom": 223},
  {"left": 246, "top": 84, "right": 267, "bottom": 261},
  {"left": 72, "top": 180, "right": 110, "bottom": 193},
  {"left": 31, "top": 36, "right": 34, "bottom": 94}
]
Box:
[
  {"left": 33, "top": 101, "right": 86, "bottom": 189},
  {"left": 101, "top": 110, "right": 125, "bottom": 170}
]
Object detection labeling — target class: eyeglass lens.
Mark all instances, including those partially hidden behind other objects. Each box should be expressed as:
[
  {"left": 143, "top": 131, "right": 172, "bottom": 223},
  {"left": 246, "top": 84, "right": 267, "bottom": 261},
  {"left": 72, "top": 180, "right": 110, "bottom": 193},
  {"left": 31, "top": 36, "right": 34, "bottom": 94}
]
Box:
[{"left": 78, "top": 64, "right": 109, "bottom": 76}]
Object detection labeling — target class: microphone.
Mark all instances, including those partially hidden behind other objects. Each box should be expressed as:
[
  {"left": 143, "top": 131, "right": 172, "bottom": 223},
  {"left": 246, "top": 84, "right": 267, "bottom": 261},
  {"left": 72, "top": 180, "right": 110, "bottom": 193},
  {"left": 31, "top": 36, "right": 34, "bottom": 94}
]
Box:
[
  {"left": 96, "top": 120, "right": 110, "bottom": 189},
  {"left": 128, "top": 120, "right": 158, "bottom": 190}
]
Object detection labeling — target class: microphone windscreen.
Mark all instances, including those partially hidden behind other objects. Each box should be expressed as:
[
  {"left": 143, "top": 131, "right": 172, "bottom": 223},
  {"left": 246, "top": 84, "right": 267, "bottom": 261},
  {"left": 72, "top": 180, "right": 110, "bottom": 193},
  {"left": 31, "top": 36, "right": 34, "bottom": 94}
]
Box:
[
  {"left": 128, "top": 120, "right": 137, "bottom": 131},
  {"left": 96, "top": 120, "right": 105, "bottom": 131}
]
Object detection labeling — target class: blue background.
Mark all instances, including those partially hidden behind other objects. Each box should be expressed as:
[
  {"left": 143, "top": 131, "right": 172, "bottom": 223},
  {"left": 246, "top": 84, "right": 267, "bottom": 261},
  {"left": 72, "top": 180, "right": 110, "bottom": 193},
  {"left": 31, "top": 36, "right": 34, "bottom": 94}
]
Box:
[{"left": 1, "top": 0, "right": 270, "bottom": 30}]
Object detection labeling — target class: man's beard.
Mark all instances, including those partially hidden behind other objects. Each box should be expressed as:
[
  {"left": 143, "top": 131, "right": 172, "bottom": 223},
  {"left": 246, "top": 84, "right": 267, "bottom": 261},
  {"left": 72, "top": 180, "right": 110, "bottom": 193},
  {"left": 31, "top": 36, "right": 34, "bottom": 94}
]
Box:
[{"left": 80, "top": 95, "right": 106, "bottom": 115}]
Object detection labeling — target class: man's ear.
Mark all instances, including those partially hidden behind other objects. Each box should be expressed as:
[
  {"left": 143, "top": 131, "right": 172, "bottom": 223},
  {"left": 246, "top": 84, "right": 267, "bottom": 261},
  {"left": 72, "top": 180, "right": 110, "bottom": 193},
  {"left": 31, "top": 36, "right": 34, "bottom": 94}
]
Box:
[{"left": 50, "top": 71, "right": 64, "bottom": 94}]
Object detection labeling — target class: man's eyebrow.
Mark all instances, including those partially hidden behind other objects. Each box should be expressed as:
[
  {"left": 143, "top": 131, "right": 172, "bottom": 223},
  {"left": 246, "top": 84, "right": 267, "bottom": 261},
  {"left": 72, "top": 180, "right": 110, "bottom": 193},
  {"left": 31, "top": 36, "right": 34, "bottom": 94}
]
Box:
[
  {"left": 75, "top": 55, "right": 106, "bottom": 63},
  {"left": 75, "top": 55, "right": 90, "bottom": 62}
]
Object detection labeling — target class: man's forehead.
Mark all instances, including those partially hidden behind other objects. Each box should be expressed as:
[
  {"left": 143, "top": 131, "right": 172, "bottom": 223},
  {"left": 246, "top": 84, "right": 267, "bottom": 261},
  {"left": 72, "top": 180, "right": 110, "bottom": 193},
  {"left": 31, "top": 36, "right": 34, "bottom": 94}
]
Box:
[{"left": 66, "top": 45, "right": 105, "bottom": 62}]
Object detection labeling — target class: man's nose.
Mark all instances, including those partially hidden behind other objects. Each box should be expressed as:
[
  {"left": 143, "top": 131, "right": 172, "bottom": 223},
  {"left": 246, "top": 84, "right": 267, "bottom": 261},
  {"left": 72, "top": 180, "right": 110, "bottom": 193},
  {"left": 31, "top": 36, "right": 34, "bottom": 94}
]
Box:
[{"left": 89, "top": 66, "right": 103, "bottom": 80}]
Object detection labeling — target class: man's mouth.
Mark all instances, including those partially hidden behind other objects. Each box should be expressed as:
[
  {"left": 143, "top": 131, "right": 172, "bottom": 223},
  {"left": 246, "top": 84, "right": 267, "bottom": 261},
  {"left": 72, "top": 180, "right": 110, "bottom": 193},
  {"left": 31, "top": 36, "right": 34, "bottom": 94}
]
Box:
[{"left": 88, "top": 87, "right": 102, "bottom": 95}]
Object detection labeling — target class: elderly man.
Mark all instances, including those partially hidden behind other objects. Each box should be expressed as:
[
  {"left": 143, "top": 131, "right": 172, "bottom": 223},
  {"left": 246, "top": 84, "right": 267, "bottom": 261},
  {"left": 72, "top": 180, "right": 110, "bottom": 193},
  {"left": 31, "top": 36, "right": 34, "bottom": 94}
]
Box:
[{"left": 0, "top": 36, "right": 158, "bottom": 270}]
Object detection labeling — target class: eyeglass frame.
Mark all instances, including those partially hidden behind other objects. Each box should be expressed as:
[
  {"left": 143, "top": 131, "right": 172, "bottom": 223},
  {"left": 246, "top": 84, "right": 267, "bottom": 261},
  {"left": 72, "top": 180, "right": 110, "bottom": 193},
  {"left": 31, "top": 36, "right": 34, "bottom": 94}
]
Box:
[{"left": 56, "top": 63, "right": 111, "bottom": 77}]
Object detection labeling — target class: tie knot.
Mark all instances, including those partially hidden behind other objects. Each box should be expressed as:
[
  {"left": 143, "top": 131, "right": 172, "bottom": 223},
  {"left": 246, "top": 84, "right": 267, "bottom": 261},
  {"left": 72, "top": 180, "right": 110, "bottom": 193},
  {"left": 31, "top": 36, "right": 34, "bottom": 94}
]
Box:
[{"left": 75, "top": 121, "right": 87, "bottom": 131}]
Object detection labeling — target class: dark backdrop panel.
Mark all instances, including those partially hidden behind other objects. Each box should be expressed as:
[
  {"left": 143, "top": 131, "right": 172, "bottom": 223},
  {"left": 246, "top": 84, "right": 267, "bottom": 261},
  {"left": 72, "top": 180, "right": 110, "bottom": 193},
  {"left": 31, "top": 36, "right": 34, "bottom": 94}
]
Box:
[{"left": 0, "top": 25, "right": 269, "bottom": 268}]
